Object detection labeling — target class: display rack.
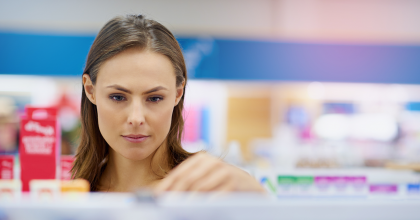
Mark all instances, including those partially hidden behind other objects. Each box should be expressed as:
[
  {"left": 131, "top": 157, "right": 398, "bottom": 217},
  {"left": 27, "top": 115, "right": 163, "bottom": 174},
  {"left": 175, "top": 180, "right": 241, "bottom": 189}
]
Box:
[{"left": 2, "top": 192, "right": 420, "bottom": 220}]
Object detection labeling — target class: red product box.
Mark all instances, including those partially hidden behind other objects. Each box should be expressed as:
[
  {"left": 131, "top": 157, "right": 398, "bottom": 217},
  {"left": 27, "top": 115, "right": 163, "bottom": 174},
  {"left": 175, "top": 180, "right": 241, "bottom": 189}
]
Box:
[
  {"left": 0, "top": 155, "right": 14, "bottom": 179},
  {"left": 60, "top": 155, "right": 75, "bottom": 180},
  {"left": 19, "top": 107, "right": 61, "bottom": 191}
]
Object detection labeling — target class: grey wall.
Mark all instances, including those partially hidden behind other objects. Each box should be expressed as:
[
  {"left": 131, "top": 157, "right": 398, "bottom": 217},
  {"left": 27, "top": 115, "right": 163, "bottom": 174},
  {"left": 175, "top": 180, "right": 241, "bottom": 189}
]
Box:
[{"left": 1, "top": 0, "right": 420, "bottom": 44}]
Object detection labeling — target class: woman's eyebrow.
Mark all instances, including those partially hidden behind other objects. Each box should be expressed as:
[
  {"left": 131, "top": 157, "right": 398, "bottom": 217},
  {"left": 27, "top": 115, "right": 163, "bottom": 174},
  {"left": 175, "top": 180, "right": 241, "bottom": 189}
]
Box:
[
  {"left": 143, "top": 86, "right": 168, "bottom": 94},
  {"left": 106, "top": 84, "right": 132, "bottom": 94},
  {"left": 106, "top": 84, "right": 168, "bottom": 94}
]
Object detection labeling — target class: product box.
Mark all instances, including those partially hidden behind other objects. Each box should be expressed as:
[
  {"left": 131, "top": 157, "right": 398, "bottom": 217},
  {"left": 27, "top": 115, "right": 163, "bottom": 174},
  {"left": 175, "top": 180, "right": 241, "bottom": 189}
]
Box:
[
  {"left": 295, "top": 176, "right": 314, "bottom": 195},
  {"left": 314, "top": 176, "right": 368, "bottom": 196},
  {"left": 61, "top": 155, "right": 75, "bottom": 180},
  {"left": 30, "top": 179, "right": 61, "bottom": 201},
  {"left": 369, "top": 184, "right": 398, "bottom": 195},
  {"left": 0, "top": 180, "right": 22, "bottom": 201},
  {"left": 348, "top": 176, "right": 368, "bottom": 196},
  {"left": 406, "top": 183, "right": 420, "bottom": 196},
  {"left": 277, "top": 176, "right": 297, "bottom": 196},
  {"left": 19, "top": 107, "right": 60, "bottom": 191},
  {"left": 314, "top": 176, "right": 334, "bottom": 195},
  {"left": 61, "top": 179, "right": 90, "bottom": 192},
  {"left": 0, "top": 155, "right": 14, "bottom": 179}
]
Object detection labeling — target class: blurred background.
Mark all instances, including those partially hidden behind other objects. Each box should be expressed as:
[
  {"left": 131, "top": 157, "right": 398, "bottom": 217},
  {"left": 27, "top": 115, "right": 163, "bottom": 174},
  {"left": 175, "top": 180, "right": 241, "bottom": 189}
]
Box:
[{"left": 1, "top": 0, "right": 420, "bottom": 188}]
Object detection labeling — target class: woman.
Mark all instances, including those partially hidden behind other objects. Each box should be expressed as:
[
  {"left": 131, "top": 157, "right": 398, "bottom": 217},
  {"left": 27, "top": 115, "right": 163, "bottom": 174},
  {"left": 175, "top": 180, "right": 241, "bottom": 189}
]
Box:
[{"left": 71, "top": 14, "right": 264, "bottom": 193}]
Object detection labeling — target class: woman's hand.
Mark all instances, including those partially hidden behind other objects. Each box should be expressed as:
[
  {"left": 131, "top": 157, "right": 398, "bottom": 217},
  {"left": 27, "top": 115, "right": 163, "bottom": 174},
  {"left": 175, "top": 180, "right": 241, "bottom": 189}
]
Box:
[{"left": 154, "top": 152, "right": 265, "bottom": 193}]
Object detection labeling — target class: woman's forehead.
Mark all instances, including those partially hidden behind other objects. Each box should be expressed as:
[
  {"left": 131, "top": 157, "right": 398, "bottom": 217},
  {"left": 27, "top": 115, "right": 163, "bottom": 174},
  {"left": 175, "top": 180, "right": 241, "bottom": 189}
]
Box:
[{"left": 96, "top": 48, "right": 176, "bottom": 90}]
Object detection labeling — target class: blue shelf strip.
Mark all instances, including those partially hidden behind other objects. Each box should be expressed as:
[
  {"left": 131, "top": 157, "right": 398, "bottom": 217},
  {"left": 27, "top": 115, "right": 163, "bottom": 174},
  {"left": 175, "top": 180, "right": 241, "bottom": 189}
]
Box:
[{"left": 1, "top": 31, "right": 420, "bottom": 84}]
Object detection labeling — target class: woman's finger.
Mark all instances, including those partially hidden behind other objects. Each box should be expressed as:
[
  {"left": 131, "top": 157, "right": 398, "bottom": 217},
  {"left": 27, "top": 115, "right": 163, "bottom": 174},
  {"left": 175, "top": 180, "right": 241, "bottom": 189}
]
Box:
[
  {"left": 168, "top": 152, "right": 207, "bottom": 177},
  {"left": 154, "top": 152, "right": 211, "bottom": 193},
  {"left": 212, "top": 178, "right": 236, "bottom": 192},
  {"left": 189, "top": 166, "right": 232, "bottom": 192},
  {"left": 166, "top": 156, "right": 222, "bottom": 191}
]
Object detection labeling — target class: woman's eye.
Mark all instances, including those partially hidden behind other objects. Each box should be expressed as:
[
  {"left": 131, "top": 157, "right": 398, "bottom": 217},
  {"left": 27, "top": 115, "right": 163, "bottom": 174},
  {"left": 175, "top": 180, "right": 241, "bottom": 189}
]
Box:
[
  {"left": 110, "top": 95, "right": 126, "bottom": 102},
  {"left": 148, "top": 96, "right": 163, "bottom": 102}
]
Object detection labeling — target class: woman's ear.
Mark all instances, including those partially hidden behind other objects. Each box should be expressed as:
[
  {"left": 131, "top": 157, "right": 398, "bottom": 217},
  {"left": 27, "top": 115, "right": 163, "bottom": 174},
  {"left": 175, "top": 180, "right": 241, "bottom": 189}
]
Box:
[
  {"left": 174, "top": 81, "right": 185, "bottom": 106},
  {"left": 83, "top": 74, "right": 96, "bottom": 105}
]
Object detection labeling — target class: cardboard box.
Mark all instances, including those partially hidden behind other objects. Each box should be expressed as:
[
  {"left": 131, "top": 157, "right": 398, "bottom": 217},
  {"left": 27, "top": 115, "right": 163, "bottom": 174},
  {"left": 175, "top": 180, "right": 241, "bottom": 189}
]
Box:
[
  {"left": 61, "top": 155, "right": 75, "bottom": 180},
  {"left": 20, "top": 107, "right": 60, "bottom": 191},
  {"left": 0, "top": 180, "right": 22, "bottom": 201},
  {"left": 0, "top": 155, "right": 14, "bottom": 179}
]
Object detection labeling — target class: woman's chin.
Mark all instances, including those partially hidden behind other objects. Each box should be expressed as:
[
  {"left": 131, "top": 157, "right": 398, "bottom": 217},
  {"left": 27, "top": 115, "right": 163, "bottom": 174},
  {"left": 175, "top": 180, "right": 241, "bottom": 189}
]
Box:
[{"left": 119, "top": 148, "right": 156, "bottom": 161}]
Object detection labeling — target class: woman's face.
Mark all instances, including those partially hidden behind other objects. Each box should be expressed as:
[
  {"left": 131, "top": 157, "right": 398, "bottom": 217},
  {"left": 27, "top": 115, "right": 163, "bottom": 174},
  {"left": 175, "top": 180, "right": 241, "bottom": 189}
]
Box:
[{"left": 83, "top": 48, "right": 183, "bottom": 161}]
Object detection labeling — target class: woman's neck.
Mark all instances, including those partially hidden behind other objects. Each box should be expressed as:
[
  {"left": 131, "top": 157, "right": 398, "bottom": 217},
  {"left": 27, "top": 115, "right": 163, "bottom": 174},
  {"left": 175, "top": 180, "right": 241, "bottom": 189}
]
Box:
[{"left": 99, "top": 142, "right": 169, "bottom": 192}]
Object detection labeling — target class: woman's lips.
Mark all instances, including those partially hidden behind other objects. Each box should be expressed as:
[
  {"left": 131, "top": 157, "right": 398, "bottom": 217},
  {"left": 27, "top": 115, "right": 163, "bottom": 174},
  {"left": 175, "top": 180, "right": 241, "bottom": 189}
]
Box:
[{"left": 122, "top": 135, "right": 149, "bottom": 143}]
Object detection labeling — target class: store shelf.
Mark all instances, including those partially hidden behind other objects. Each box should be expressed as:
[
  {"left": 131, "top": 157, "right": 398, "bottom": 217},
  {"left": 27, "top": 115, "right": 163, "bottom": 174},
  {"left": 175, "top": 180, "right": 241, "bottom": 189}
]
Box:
[
  {"left": 2, "top": 193, "right": 420, "bottom": 220},
  {"left": 2, "top": 32, "right": 420, "bottom": 84}
]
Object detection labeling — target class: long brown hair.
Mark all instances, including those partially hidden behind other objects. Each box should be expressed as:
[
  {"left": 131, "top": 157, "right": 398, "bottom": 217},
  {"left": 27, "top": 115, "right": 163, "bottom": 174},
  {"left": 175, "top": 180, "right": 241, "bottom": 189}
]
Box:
[{"left": 71, "top": 14, "right": 193, "bottom": 191}]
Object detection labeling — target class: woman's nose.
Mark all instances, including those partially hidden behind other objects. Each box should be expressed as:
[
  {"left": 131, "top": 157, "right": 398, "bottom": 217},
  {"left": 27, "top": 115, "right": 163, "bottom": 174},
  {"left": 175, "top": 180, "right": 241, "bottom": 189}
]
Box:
[{"left": 127, "top": 101, "right": 145, "bottom": 126}]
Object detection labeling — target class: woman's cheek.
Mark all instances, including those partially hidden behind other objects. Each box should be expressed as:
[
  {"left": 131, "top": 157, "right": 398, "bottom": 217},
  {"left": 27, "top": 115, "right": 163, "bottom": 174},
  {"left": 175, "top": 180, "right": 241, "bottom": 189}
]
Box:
[
  {"left": 150, "top": 102, "right": 174, "bottom": 139},
  {"left": 96, "top": 97, "right": 123, "bottom": 145}
]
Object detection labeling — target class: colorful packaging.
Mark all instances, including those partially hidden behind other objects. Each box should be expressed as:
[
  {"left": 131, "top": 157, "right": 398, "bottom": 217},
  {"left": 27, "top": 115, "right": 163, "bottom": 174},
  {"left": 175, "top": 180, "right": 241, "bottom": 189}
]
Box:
[
  {"left": 277, "top": 176, "right": 296, "bottom": 195},
  {"left": 183, "top": 106, "right": 201, "bottom": 143},
  {"left": 61, "top": 179, "right": 90, "bottom": 201},
  {"left": 276, "top": 175, "right": 370, "bottom": 197},
  {"left": 60, "top": 155, "right": 75, "bottom": 180},
  {"left": 369, "top": 184, "right": 398, "bottom": 195},
  {"left": 406, "top": 183, "right": 420, "bottom": 195},
  {"left": 314, "top": 176, "right": 334, "bottom": 195},
  {"left": 326, "top": 176, "right": 349, "bottom": 196},
  {"left": 295, "top": 176, "right": 314, "bottom": 195},
  {"left": 20, "top": 107, "right": 61, "bottom": 191},
  {"left": 348, "top": 176, "right": 368, "bottom": 195},
  {"left": 29, "top": 179, "right": 61, "bottom": 201},
  {"left": 61, "top": 179, "right": 90, "bottom": 192},
  {"left": 0, "top": 155, "right": 14, "bottom": 179},
  {"left": 277, "top": 176, "right": 317, "bottom": 196}
]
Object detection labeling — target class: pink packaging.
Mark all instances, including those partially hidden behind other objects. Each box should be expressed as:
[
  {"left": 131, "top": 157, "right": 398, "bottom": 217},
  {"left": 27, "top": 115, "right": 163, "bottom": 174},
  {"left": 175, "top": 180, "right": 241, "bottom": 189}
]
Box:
[
  {"left": 369, "top": 184, "right": 398, "bottom": 194},
  {"left": 0, "top": 155, "right": 14, "bottom": 179},
  {"left": 19, "top": 107, "right": 61, "bottom": 191},
  {"left": 60, "top": 155, "right": 75, "bottom": 180},
  {"left": 182, "top": 106, "right": 201, "bottom": 143},
  {"left": 347, "top": 176, "right": 367, "bottom": 191},
  {"left": 314, "top": 176, "right": 334, "bottom": 194}
]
